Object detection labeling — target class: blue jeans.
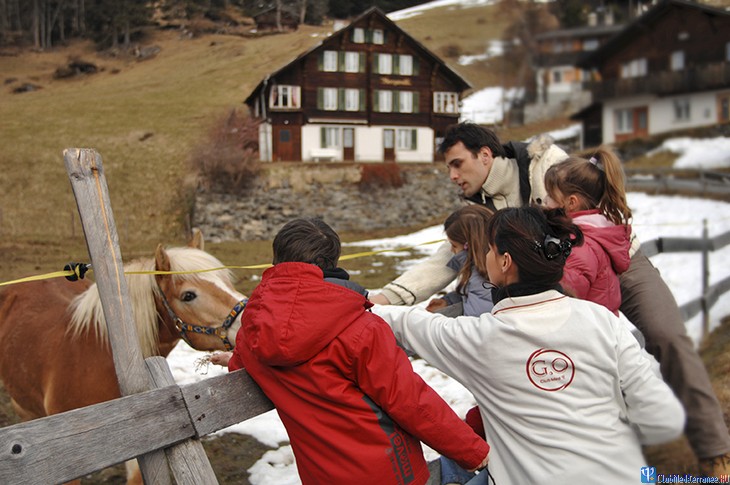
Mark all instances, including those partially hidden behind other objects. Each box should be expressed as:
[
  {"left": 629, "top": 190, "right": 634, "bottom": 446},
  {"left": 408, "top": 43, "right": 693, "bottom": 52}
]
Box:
[{"left": 439, "top": 456, "right": 490, "bottom": 485}]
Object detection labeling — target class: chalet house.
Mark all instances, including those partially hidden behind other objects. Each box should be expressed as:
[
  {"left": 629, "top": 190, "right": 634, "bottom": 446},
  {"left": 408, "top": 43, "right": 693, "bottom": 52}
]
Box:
[
  {"left": 252, "top": 7, "right": 299, "bottom": 32},
  {"left": 244, "top": 7, "right": 471, "bottom": 162},
  {"left": 524, "top": 13, "right": 623, "bottom": 123},
  {"left": 574, "top": 0, "right": 730, "bottom": 146}
]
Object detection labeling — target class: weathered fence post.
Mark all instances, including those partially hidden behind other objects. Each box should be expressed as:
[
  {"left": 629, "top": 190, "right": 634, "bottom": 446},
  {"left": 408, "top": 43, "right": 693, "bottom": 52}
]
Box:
[{"left": 63, "top": 148, "right": 218, "bottom": 484}]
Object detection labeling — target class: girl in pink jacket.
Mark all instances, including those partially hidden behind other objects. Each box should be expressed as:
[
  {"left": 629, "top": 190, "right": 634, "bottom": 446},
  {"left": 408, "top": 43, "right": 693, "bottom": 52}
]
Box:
[{"left": 543, "top": 146, "right": 632, "bottom": 315}]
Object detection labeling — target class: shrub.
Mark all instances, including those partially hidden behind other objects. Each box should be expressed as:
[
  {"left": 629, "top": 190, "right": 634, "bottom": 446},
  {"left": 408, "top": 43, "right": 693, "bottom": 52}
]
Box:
[
  {"left": 190, "top": 109, "right": 261, "bottom": 191},
  {"left": 359, "top": 163, "right": 403, "bottom": 190}
]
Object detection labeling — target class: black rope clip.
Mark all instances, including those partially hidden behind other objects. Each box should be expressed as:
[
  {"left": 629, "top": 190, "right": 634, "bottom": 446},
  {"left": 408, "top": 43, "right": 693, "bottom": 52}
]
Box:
[{"left": 64, "top": 262, "right": 91, "bottom": 281}]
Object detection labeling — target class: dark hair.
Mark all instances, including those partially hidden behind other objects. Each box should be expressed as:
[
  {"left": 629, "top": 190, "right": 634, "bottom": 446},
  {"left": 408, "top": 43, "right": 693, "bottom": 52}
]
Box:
[
  {"left": 444, "top": 205, "right": 495, "bottom": 295},
  {"left": 438, "top": 122, "right": 506, "bottom": 158},
  {"left": 486, "top": 206, "right": 584, "bottom": 287},
  {"left": 272, "top": 218, "right": 341, "bottom": 270},
  {"left": 544, "top": 145, "right": 632, "bottom": 226}
]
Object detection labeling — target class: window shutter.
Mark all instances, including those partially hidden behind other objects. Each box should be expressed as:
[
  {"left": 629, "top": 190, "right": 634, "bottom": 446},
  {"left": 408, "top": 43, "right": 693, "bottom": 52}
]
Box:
[
  {"left": 365, "top": 28, "right": 372, "bottom": 43},
  {"left": 373, "top": 53, "right": 379, "bottom": 74},
  {"left": 338, "top": 51, "right": 345, "bottom": 72},
  {"left": 413, "top": 56, "right": 420, "bottom": 75},
  {"left": 412, "top": 91, "right": 419, "bottom": 113},
  {"left": 317, "top": 87, "right": 324, "bottom": 110},
  {"left": 411, "top": 129, "right": 417, "bottom": 149},
  {"left": 321, "top": 127, "right": 326, "bottom": 148},
  {"left": 359, "top": 89, "right": 366, "bottom": 111},
  {"left": 338, "top": 88, "right": 345, "bottom": 111},
  {"left": 359, "top": 52, "right": 366, "bottom": 73},
  {"left": 393, "top": 91, "right": 400, "bottom": 113},
  {"left": 393, "top": 55, "right": 400, "bottom": 75},
  {"left": 373, "top": 90, "right": 380, "bottom": 112},
  {"left": 318, "top": 52, "right": 323, "bottom": 71},
  {"left": 382, "top": 31, "right": 387, "bottom": 44}
]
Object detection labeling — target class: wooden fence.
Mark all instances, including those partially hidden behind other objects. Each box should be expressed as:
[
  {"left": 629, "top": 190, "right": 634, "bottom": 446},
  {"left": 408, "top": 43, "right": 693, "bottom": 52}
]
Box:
[
  {"left": 1, "top": 150, "right": 729, "bottom": 483},
  {"left": 626, "top": 168, "right": 730, "bottom": 198}
]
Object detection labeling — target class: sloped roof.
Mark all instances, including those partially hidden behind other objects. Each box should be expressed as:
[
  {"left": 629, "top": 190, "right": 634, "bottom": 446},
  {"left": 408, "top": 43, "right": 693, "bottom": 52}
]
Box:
[
  {"left": 577, "top": 0, "right": 730, "bottom": 69},
  {"left": 243, "top": 6, "right": 472, "bottom": 106}
]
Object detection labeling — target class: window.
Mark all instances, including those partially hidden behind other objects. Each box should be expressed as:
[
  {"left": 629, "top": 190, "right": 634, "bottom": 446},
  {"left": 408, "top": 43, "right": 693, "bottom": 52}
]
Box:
[
  {"left": 321, "top": 127, "right": 340, "bottom": 148},
  {"left": 323, "top": 88, "right": 338, "bottom": 110},
  {"left": 671, "top": 51, "right": 685, "bottom": 71},
  {"left": 345, "top": 52, "right": 360, "bottom": 73},
  {"left": 378, "top": 54, "right": 393, "bottom": 74},
  {"left": 397, "top": 129, "right": 417, "bottom": 150},
  {"left": 620, "top": 58, "right": 647, "bottom": 78},
  {"left": 615, "top": 109, "right": 633, "bottom": 134},
  {"left": 323, "top": 51, "right": 338, "bottom": 72},
  {"left": 720, "top": 94, "right": 729, "bottom": 122},
  {"left": 383, "top": 129, "right": 394, "bottom": 149},
  {"left": 345, "top": 88, "right": 360, "bottom": 111},
  {"left": 343, "top": 128, "right": 354, "bottom": 148},
  {"left": 270, "top": 85, "right": 301, "bottom": 109},
  {"left": 353, "top": 28, "right": 364, "bottom": 43},
  {"left": 552, "top": 70, "right": 563, "bottom": 83},
  {"left": 399, "top": 55, "right": 413, "bottom": 76},
  {"left": 399, "top": 91, "right": 413, "bottom": 113},
  {"left": 583, "top": 39, "right": 599, "bottom": 51},
  {"left": 377, "top": 90, "right": 393, "bottom": 112},
  {"left": 673, "top": 98, "right": 690, "bottom": 121},
  {"left": 372, "top": 29, "right": 384, "bottom": 45},
  {"left": 434, "top": 92, "right": 458, "bottom": 113}
]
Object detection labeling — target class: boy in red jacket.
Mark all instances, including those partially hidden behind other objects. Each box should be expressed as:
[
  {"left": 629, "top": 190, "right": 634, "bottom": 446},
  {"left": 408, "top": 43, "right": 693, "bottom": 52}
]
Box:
[{"left": 222, "top": 217, "right": 489, "bottom": 485}]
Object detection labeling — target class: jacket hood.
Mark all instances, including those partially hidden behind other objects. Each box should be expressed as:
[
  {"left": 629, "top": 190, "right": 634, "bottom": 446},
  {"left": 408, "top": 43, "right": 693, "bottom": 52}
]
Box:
[
  {"left": 573, "top": 210, "right": 632, "bottom": 274},
  {"left": 242, "top": 262, "right": 370, "bottom": 366}
]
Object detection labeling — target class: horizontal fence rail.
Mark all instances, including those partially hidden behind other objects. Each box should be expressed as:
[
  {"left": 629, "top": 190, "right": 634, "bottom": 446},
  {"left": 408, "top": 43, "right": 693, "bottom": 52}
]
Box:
[{"left": 626, "top": 168, "right": 730, "bottom": 197}]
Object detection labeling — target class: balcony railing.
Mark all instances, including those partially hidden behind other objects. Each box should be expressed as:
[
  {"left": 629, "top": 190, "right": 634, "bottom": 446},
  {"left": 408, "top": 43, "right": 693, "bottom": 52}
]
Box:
[{"left": 585, "top": 62, "right": 730, "bottom": 101}]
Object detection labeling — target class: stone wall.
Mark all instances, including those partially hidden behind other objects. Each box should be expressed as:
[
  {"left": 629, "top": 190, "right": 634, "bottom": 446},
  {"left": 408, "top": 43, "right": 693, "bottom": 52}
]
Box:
[{"left": 193, "top": 163, "right": 464, "bottom": 242}]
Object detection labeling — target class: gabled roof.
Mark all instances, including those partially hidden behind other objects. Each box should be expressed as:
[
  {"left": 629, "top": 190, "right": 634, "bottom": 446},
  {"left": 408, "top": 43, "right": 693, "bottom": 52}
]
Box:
[
  {"left": 577, "top": 0, "right": 730, "bottom": 69},
  {"left": 244, "top": 7, "right": 472, "bottom": 106}
]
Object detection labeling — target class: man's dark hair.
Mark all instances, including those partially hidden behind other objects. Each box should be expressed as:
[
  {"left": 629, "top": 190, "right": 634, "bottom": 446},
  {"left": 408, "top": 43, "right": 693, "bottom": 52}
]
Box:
[
  {"left": 438, "top": 122, "right": 506, "bottom": 158},
  {"left": 272, "top": 217, "right": 341, "bottom": 270}
]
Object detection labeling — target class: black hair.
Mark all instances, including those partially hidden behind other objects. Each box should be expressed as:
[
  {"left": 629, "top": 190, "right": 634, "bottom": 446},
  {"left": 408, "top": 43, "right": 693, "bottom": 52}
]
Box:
[
  {"left": 486, "top": 206, "right": 584, "bottom": 287},
  {"left": 438, "top": 121, "right": 506, "bottom": 158},
  {"left": 272, "top": 217, "right": 341, "bottom": 270}
]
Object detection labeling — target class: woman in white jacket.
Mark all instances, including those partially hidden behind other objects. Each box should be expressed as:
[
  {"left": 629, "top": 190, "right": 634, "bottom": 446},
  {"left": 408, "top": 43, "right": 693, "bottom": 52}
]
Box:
[{"left": 373, "top": 206, "right": 685, "bottom": 485}]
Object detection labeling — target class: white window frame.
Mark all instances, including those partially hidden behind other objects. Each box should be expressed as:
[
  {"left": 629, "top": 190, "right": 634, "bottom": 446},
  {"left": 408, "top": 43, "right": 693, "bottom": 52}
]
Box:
[
  {"left": 434, "top": 92, "right": 458, "bottom": 114},
  {"left": 372, "top": 29, "right": 384, "bottom": 45},
  {"left": 345, "top": 51, "right": 359, "bottom": 73},
  {"left": 673, "top": 97, "right": 691, "bottom": 121},
  {"left": 615, "top": 109, "right": 633, "bottom": 134},
  {"left": 270, "top": 85, "right": 301, "bottom": 109},
  {"left": 323, "top": 50, "right": 338, "bottom": 72},
  {"left": 399, "top": 91, "right": 413, "bottom": 113},
  {"left": 396, "top": 129, "right": 416, "bottom": 150},
  {"left": 671, "top": 50, "right": 685, "bottom": 71},
  {"left": 345, "top": 88, "right": 359, "bottom": 112},
  {"left": 353, "top": 28, "right": 364, "bottom": 44},
  {"left": 399, "top": 55, "right": 413, "bottom": 76},
  {"left": 378, "top": 54, "right": 393, "bottom": 75},
  {"left": 379, "top": 90, "right": 393, "bottom": 112},
  {"left": 323, "top": 87, "right": 338, "bottom": 111},
  {"left": 322, "top": 127, "right": 340, "bottom": 148}
]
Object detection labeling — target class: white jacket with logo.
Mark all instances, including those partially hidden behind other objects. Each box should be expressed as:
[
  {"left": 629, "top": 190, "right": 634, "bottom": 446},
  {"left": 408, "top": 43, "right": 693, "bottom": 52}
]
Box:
[{"left": 373, "top": 290, "right": 684, "bottom": 485}]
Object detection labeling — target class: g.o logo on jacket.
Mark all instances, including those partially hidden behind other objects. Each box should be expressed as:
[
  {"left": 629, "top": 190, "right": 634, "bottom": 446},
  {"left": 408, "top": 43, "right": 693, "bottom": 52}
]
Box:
[{"left": 526, "top": 348, "right": 575, "bottom": 391}]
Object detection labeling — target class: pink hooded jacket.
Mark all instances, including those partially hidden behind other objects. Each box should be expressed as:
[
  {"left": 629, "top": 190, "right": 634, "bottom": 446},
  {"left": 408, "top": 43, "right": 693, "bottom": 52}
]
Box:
[{"left": 561, "top": 209, "right": 632, "bottom": 314}]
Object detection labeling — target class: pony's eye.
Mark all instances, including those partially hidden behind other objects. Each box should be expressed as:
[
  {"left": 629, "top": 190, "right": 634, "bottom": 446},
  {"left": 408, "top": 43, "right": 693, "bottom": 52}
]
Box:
[{"left": 180, "top": 291, "right": 197, "bottom": 302}]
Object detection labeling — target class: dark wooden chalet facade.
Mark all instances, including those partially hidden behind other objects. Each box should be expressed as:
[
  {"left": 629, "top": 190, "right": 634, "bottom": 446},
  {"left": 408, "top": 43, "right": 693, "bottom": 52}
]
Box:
[
  {"left": 574, "top": 0, "right": 730, "bottom": 146},
  {"left": 244, "top": 7, "right": 471, "bottom": 162}
]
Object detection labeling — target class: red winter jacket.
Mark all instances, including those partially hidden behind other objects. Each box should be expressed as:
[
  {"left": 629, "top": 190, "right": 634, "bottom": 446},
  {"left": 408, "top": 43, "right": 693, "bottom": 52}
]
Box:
[
  {"left": 561, "top": 209, "right": 632, "bottom": 314},
  {"left": 229, "top": 262, "right": 489, "bottom": 485}
]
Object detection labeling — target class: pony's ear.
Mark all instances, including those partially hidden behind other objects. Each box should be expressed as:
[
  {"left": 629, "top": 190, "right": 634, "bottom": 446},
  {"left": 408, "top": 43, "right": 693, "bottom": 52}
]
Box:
[
  {"left": 189, "top": 228, "right": 204, "bottom": 251},
  {"left": 155, "top": 244, "right": 172, "bottom": 287}
]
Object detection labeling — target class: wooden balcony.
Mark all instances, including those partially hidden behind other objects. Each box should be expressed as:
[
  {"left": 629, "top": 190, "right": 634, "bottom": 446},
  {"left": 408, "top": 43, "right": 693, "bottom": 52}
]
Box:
[{"left": 586, "top": 62, "right": 730, "bottom": 100}]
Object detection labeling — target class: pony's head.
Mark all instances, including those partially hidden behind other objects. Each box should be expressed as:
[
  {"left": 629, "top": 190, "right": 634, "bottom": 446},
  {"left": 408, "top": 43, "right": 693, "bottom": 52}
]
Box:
[{"left": 68, "top": 231, "right": 246, "bottom": 357}]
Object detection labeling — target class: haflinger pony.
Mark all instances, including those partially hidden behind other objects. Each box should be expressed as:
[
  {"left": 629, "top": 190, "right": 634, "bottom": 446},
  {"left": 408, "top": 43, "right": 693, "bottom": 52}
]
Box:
[{"left": 0, "top": 231, "right": 248, "bottom": 485}]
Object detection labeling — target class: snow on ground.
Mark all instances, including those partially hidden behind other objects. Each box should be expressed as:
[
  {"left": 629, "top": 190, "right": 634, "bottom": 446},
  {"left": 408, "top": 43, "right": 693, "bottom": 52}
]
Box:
[
  {"left": 648, "top": 137, "right": 730, "bottom": 170},
  {"left": 388, "top": 0, "right": 496, "bottom": 21}
]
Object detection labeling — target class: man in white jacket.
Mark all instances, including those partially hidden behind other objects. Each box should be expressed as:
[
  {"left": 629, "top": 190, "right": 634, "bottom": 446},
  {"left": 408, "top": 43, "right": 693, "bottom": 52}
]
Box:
[{"left": 369, "top": 122, "right": 730, "bottom": 474}]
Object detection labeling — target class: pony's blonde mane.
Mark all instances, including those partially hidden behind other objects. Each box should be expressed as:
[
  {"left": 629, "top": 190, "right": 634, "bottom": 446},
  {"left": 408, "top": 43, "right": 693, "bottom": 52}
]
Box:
[{"left": 68, "top": 247, "right": 233, "bottom": 357}]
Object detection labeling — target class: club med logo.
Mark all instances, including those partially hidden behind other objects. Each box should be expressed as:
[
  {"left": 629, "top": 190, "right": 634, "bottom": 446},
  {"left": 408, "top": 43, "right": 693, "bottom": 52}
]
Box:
[
  {"left": 641, "top": 466, "right": 657, "bottom": 483},
  {"left": 526, "top": 348, "right": 575, "bottom": 391}
]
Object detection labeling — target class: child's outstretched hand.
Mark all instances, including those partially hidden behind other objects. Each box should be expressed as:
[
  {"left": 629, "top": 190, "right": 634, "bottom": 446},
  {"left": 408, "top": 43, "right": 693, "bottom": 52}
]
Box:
[
  {"left": 210, "top": 351, "right": 233, "bottom": 367},
  {"left": 426, "top": 297, "right": 448, "bottom": 312}
]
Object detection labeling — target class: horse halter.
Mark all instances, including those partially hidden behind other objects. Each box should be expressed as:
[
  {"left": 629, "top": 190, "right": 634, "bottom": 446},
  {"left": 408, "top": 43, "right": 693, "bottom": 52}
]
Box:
[{"left": 157, "top": 288, "right": 247, "bottom": 351}]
